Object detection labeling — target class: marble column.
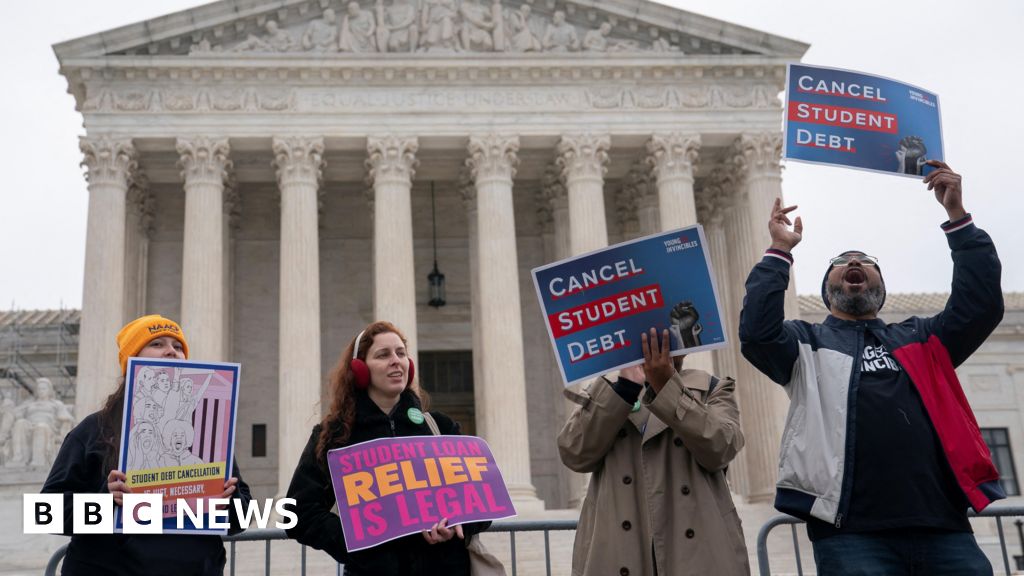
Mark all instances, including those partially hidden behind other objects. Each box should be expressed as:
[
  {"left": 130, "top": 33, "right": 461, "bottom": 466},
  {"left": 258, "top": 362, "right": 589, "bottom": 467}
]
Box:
[
  {"left": 646, "top": 133, "right": 714, "bottom": 373},
  {"left": 77, "top": 136, "right": 136, "bottom": 417},
  {"left": 273, "top": 136, "right": 324, "bottom": 495},
  {"left": 466, "top": 134, "right": 543, "bottom": 511},
  {"left": 646, "top": 133, "right": 701, "bottom": 231},
  {"left": 123, "top": 174, "right": 153, "bottom": 323},
  {"left": 177, "top": 137, "right": 232, "bottom": 361},
  {"left": 539, "top": 165, "right": 587, "bottom": 508},
  {"left": 695, "top": 172, "right": 749, "bottom": 495},
  {"left": 724, "top": 133, "right": 791, "bottom": 502},
  {"left": 458, "top": 168, "right": 485, "bottom": 439},
  {"left": 366, "top": 136, "right": 420, "bottom": 360},
  {"left": 556, "top": 133, "right": 610, "bottom": 255}
]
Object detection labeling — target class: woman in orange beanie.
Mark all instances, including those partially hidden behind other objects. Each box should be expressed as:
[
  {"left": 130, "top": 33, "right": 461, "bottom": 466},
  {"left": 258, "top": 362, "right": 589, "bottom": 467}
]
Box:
[{"left": 41, "top": 314, "right": 252, "bottom": 576}]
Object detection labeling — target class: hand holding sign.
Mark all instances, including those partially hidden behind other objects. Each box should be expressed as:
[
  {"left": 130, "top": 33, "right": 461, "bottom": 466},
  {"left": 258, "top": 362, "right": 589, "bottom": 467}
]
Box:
[
  {"left": 923, "top": 160, "right": 966, "bottom": 222},
  {"left": 641, "top": 328, "right": 675, "bottom": 394}
]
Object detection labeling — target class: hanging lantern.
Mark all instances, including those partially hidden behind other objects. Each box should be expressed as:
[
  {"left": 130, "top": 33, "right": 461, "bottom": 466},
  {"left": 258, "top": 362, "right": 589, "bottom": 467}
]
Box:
[{"left": 428, "top": 182, "right": 446, "bottom": 308}]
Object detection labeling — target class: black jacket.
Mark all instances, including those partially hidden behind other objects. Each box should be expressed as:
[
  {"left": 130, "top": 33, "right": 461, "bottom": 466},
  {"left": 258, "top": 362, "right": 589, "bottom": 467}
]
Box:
[
  {"left": 41, "top": 412, "right": 252, "bottom": 576},
  {"left": 286, "top": 389, "right": 490, "bottom": 576}
]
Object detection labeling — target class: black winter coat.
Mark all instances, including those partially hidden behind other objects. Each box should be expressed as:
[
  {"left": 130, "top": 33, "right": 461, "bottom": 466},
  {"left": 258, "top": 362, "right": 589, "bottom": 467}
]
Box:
[
  {"left": 286, "top": 389, "right": 489, "bottom": 576},
  {"left": 41, "top": 412, "right": 252, "bottom": 576}
]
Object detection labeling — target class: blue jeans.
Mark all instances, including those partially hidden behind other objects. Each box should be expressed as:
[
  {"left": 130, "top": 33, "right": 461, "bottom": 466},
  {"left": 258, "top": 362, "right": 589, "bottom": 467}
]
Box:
[{"left": 811, "top": 530, "right": 993, "bottom": 576}]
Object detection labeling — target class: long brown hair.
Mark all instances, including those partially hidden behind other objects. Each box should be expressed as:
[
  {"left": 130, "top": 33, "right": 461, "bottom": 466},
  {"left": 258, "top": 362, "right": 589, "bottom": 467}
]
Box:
[
  {"left": 97, "top": 378, "right": 127, "bottom": 475},
  {"left": 316, "top": 321, "right": 428, "bottom": 466}
]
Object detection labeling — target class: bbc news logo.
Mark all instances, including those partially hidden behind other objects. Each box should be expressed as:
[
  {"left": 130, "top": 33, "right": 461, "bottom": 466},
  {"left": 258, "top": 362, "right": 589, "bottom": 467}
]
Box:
[{"left": 24, "top": 494, "right": 297, "bottom": 534}]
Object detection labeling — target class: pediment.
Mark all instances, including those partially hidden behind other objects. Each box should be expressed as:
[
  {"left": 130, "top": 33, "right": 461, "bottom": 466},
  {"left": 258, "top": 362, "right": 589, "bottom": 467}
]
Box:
[{"left": 53, "top": 0, "right": 807, "bottom": 61}]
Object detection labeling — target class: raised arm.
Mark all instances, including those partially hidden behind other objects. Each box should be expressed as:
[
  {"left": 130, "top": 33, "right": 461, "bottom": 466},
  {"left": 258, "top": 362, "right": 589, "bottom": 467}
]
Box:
[
  {"left": 921, "top": 161, "right": 1003, "bottom": 365},
  {"left": 738, "top": 198, "right": 802, "bottom": 384}
]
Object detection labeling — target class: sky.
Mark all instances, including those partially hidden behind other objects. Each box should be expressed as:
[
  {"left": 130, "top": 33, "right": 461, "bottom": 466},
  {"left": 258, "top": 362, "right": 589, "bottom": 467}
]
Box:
[{"left": 1, "top": 0, "right": 1022, "bottom": 310}]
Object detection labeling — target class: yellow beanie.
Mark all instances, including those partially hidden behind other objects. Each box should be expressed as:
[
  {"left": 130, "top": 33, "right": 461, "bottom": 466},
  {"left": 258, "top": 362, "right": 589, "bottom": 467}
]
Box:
[{"left": 117, "top": 315, "right": 189, "bottom": 374}]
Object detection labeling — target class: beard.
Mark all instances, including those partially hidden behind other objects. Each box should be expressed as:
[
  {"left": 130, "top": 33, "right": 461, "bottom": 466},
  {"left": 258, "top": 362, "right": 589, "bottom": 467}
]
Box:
[{"left": 827, "top": 282, "right": 885, "bottom": 317}]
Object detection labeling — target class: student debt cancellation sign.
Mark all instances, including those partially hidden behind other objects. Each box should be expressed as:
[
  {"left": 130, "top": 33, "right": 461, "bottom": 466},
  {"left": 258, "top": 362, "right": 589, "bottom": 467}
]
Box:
[
  {"left": 783, "top": 63, "right": 943, "bottom": 177},
  {"left": 532, "top": 225, "right": 727, "bottom": 386}
]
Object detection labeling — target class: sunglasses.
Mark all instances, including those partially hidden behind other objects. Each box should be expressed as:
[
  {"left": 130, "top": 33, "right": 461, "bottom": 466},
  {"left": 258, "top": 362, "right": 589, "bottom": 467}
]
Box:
[{"left": 829, "top": 254, "right": 879, "bottom": 267}]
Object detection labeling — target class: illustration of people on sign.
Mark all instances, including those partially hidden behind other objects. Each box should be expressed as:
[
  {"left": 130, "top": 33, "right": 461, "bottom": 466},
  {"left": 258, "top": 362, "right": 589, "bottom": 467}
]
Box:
[
  {"left": 668, "top": 300, "right": 703, "bottom": 349},
  {"left": 896, "top": 135, "right": 928, "bottom": 175},
  {"left": 175, "top": 375, "right": 212, "bottom": 422},
  {"left": 160, "top": 419, "right": 205, "bottom": 467},
  {"left": 127, "top": 420, "right": 161, "bottom": 469}
]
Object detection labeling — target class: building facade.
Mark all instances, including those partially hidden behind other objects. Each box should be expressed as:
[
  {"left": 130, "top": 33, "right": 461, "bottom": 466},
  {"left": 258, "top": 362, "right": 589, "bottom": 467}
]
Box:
[{"left": 53, "top": 0, "right": 812, "bottom": 508}]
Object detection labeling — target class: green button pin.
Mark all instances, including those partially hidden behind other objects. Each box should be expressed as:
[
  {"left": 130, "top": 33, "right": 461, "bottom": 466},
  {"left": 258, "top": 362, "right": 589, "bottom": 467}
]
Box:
[
  {"left": 407, "top": 407, "right": 425, "bottom": 424},
  {"left": 631, "top": 400, "right": 641, "bottom": 413}
]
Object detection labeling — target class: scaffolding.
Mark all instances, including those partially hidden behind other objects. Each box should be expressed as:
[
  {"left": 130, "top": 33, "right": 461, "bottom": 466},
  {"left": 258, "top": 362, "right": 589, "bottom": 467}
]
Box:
[{"left": 0, "top": 308, "right": 79, "bottom": 402}]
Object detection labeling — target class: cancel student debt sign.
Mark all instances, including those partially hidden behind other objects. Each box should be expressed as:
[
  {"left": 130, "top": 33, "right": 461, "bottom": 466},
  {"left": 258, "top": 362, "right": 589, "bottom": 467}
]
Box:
[
  {"left": 532, "top": 225, "right": 727, "bottom": 386},
  {"left": 327, "top": 436, "right": 515, "bottom": 552},
  {"left": 783, "top": 63, "right": 943, "bottom": 177}
]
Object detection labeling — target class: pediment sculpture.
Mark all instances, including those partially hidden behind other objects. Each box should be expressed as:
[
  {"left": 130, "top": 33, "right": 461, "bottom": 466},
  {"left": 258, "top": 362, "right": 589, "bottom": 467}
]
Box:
[{"left": 187, "top": 0, "right": 684, "bottom": 55}]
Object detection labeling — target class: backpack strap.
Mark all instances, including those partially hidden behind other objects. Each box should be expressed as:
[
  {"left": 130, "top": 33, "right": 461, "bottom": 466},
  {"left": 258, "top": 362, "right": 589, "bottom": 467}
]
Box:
[{"left": 423, "top": 411, "right": 441, "bottom": 436}]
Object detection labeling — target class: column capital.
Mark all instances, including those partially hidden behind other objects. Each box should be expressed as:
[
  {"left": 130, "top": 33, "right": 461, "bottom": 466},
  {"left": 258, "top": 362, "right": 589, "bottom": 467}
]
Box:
[
  {"left": 457, "top": 166, "right": 476, "bottom": 213},
  {"left": 535, "top": 164, "right": 565, "bottom": 234},
  {"left": 646, "top": 133, "right": 701, "bottom": 184},
  {"left": 466, "top": 134, "right": 520, "bottom": 184},
  {"left": 699, "top": 166, "right": 740, "bottom": 225},
  {"left": 556, "top": 133, "right": 610, "bottom": 184},
  {"left": 176, "top": 137, "right": 232, "bottom": 188},
  {"left": 366, "top": 135, "right": 419, "bottom": 187},
  {"left": 79, "top": 136, "right": 137, "bottom": 187},
  {"left": 273, "top": 136, "right": 325, "bottom": 186},
  {"left": 126, "top": 173, "right": 154, "bottom": 238},
  {"left": 225, "top": 175, "right": 243, "bottom": 232},
  {"left": 730, "top": 132, "right": 783, "bottom": 179}
]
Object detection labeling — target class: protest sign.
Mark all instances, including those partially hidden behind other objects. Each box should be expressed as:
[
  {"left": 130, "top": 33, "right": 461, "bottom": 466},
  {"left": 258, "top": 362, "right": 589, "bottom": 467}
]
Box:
[
  {"left": 532, "top": 225, "right": 727, "bottom": 386},
  {"left": 327, "top": 435, "right": 516, "bottom": 552},
  {"left": 783, "top": 63, "right": 943, "bottom": 177},
  {"left": 116, "top": 358, "right": 240, "bottom": 534}
]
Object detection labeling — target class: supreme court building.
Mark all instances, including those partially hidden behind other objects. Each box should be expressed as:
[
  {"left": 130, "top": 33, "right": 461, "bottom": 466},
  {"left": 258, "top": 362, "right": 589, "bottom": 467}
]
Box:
[{"left": 54, "top": 0, "right": 810, "bottom": 510}]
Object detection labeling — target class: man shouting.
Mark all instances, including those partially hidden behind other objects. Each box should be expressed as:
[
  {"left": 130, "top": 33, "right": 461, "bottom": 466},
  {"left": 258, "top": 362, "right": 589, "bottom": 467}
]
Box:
[{"left": 739, "top": 160, "right": 1004, "bottom": 575}]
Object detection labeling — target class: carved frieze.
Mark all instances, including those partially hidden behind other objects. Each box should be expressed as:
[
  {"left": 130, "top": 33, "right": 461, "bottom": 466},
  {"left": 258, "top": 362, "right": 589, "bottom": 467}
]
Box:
[{"left": 180, "top": 2, "right": 690, "bottom": 56}]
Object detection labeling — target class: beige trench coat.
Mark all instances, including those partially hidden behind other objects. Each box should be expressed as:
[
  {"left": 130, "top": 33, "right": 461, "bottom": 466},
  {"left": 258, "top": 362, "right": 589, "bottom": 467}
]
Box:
[{"left": 558, "top": 369, "right": 749, "bottom": 576}]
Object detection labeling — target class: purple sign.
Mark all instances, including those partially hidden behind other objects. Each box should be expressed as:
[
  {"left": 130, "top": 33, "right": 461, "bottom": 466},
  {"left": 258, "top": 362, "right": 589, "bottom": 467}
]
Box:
[{"left": 327, "top": 435, "right": 516, "bottom": 552}]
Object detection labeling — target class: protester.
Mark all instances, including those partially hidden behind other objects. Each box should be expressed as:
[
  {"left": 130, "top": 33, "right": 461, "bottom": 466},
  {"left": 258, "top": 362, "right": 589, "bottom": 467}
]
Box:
[
  {"left": 42, "top": 314, "right": 251, "bottom": 576},
  {"left": 286, "top": 320, "right": 490, "bottom": 575},
  {"left": 558, "top": 328, "right": 749, "bottom": 576},
  {"left": 739, "top": 160, "right": 1003, "bottom": 575}
]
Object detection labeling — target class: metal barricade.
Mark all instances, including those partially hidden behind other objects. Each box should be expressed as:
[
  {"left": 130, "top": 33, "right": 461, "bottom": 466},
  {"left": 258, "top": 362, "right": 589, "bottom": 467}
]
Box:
[
  {"left": 756, "top": 505, "right": 1024, "bottom": 576},
  {"left": 43, "top": 518, "right": 578, "bottom": 576}
]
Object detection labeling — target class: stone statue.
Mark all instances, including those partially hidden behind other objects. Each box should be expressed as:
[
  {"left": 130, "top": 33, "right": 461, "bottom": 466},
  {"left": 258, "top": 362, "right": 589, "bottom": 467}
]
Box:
[
  {"left": 233, "top": 20, "right": 296, "bottom": 52},
  {"left": 651, "top": 36, "right": 681, "bottom": 52},
  {"left": 302, "top": 9, "right": 340, "bottom": 52},
  {"left": 340, "top": 2, "right": 379, "bottom": 52},
  {"left": 419, "top": 0, "right": 460, "bottom": 51},
  {"left": 582, "top": 22, "right": 612, "bottom": 52},
  {"left": 506, "top": 4, "right": 541, "bottom": 52},
  {"left": 188, "top": 37, "right": 217, "bottom": 55},
  {"left": 377, "top": 0, "right": 419, "bottom": 52},
  {"left": 542, "top": 11, "right": 579, "bottom": 52},
  {"left": 6, "top": 379, "right": 74, "bottom": 469},
  {"left": 459, "top": 0, "right": 498, "bottom": 51}
]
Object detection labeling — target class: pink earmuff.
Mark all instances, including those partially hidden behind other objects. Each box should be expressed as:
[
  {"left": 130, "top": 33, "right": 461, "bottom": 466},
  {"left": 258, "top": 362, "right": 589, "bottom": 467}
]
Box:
[{"left": 351, "top": 330, "right": 415, "bottom": 390}]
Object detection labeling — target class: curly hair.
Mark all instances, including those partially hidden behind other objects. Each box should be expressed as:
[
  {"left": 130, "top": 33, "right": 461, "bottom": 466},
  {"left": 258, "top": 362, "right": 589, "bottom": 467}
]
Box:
[{"left": 316, "top": 321, "right": 428, "bottom": 467}]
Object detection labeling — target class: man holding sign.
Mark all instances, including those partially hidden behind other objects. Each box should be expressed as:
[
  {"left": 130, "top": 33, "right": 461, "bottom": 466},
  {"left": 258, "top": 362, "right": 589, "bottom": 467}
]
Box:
[
  {"left": 740, "top": 162, "right": 1003, "bottom": 575},
  {"left": 558, "top": 330, "right": 748, "bottom": 576}
]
